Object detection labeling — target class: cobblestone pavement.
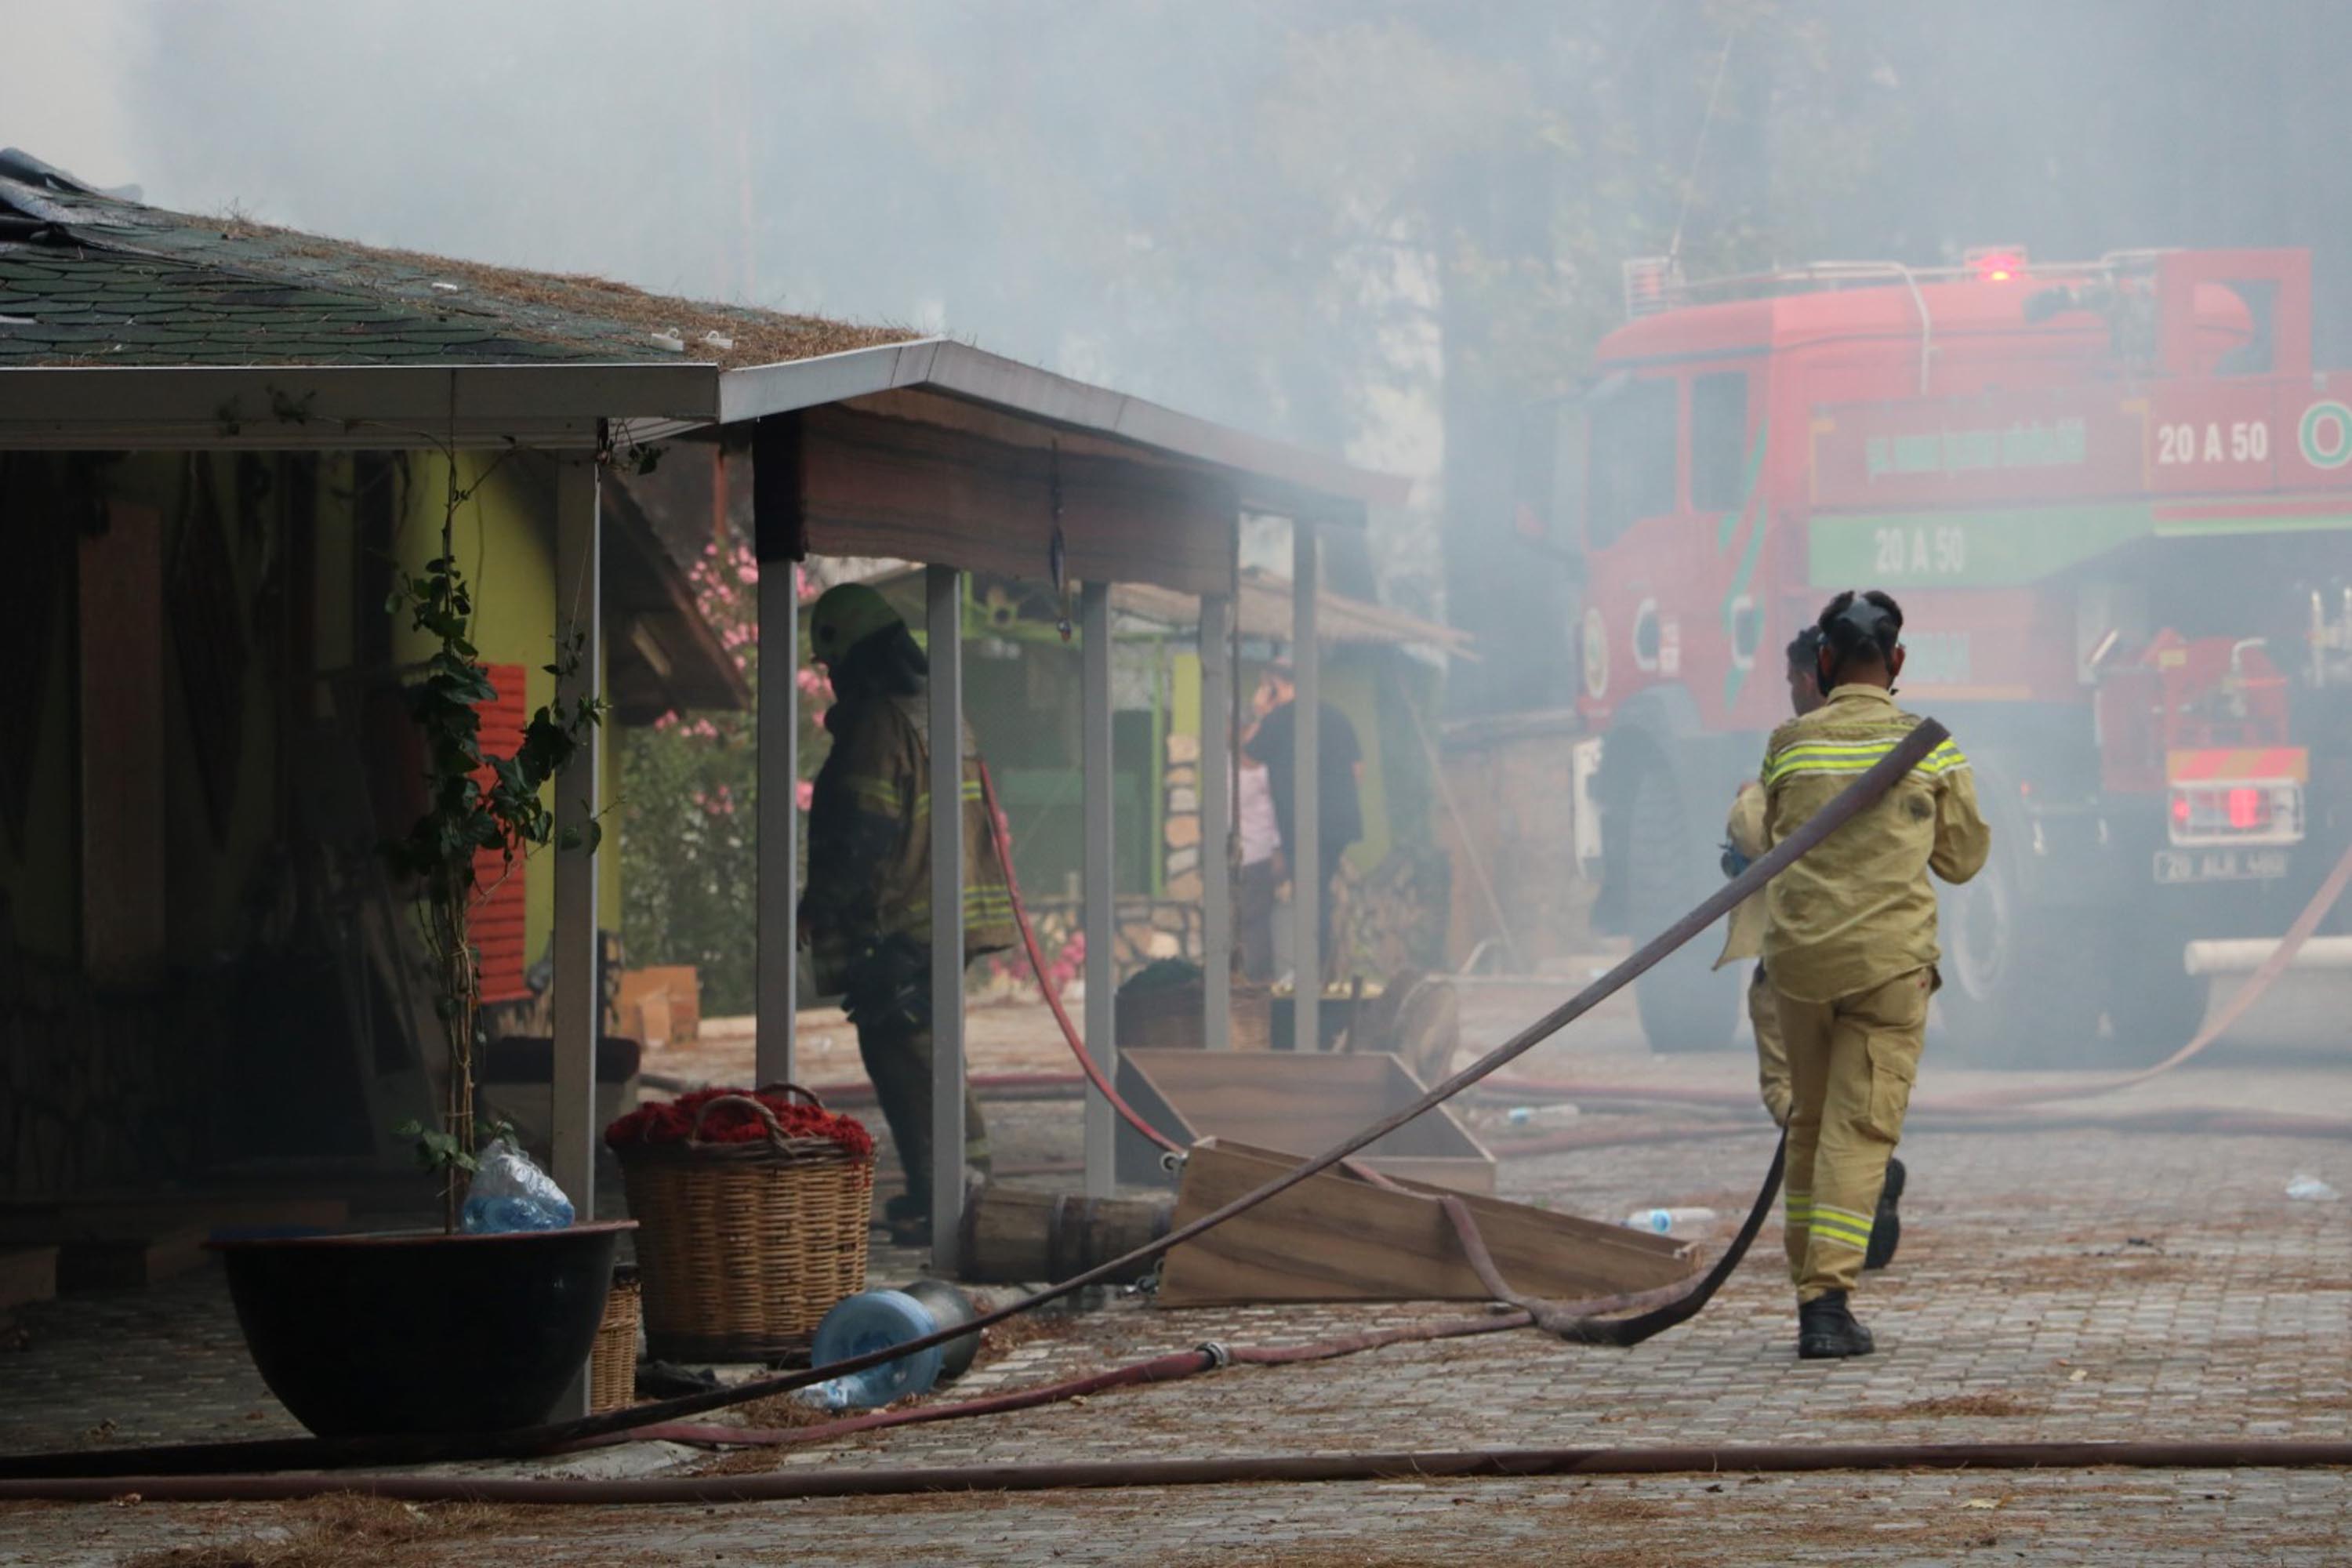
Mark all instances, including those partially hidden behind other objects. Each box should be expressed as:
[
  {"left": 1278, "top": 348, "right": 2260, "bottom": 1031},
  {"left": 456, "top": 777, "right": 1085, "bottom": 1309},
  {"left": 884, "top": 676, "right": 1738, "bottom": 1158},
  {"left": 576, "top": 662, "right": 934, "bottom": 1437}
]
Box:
[{"left": 3, "top": 989, "right": 2347, "bottom": 1563}]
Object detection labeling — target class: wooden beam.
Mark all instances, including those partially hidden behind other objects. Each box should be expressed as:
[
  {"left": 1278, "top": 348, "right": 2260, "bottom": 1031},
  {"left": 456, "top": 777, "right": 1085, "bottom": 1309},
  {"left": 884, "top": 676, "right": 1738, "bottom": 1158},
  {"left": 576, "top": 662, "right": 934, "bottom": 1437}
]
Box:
[
  {"left": 1081, "top": 580, "right": 1116, "bottom": 1197},
  {"left": 797, "top": 405, "right": 1238, "bottom": 597},
  {"left": 78, "top": 501, "right": 167, "bottom": 985},
  {"left": 928, "top": 564, "right": 968, "bottom": 1274},
  {"left": 1199, "top": 592, "right": 1233, "bottom": 1051},
  {"left": 753, "top": 422, "right": 801, "bottom": 1091},
  {"left": 1156, "top": 1138, "right": 1697, "bottom": 1309}
]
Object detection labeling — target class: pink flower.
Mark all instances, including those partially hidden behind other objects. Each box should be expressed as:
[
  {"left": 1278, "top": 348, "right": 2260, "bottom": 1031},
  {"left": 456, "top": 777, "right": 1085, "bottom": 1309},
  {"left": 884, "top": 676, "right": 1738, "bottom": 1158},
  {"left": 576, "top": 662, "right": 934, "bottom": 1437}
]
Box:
[
  {"left": 795, "top": 779, "right": 815, "bottom": 811},
  {"left": 796, "top": 667, "right": 832, "bottom": 702}
]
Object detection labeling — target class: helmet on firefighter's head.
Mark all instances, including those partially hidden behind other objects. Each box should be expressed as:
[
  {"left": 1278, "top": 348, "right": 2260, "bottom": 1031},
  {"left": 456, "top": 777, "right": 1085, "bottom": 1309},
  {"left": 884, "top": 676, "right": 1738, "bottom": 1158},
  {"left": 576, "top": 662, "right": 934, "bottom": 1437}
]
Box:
[{"left": 809, "top": 582, "right": 904, "bottom": 666}]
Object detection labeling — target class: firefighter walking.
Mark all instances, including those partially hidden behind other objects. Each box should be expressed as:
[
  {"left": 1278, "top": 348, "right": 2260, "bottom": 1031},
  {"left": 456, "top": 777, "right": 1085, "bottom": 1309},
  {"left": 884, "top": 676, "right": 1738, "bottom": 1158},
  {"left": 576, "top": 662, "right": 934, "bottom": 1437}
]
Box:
[
  {"left": 800, "top": 583, "right": 1016, "bottom": 1244},
  {"left": 1760, "top": 590, "right": 1990, "bottom": 1358},
  {"left": 1719, "top": 626, "right": 1908, "bottom": 1272}
]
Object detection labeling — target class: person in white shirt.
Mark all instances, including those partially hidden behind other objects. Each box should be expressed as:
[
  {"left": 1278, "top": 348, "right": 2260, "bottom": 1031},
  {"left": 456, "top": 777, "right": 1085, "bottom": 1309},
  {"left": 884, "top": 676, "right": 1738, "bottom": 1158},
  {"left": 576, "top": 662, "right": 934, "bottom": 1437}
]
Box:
[{"left": 1235, "top": 723, "right": 1282, "bottom": 981}]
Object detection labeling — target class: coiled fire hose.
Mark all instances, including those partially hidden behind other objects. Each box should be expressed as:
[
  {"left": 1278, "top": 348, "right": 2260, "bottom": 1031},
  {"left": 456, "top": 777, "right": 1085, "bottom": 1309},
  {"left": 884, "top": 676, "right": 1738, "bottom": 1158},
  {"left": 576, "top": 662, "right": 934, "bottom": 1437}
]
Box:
[{"left": 0, "top": 722, "right": 1944, "bottom": 1483}]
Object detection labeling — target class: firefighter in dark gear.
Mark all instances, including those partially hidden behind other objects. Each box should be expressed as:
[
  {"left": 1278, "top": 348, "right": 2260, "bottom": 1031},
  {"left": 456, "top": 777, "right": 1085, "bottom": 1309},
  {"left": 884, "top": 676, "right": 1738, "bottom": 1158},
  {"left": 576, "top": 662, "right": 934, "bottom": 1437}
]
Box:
[
  {"left": 1718, "top": 627, "right": 1908, "bottom": 1272},
  {"left": 1760, "top": 590, "right": 1989, "bottom": 1359},
  {"left": 800, "top": 583, "right": 1017, "bottom": 1243}
]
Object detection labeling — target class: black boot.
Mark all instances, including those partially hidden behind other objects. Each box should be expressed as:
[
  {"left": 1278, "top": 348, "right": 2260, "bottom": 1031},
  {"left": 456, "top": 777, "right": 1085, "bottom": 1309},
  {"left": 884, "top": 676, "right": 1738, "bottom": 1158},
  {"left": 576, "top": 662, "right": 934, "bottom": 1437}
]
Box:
[
  {"left": 1864, "top": 1156, "right": 1905, "bottom": 1272},
  {"left": 1797, "top": 1290, "right": 1876, "bottom": 1359}
]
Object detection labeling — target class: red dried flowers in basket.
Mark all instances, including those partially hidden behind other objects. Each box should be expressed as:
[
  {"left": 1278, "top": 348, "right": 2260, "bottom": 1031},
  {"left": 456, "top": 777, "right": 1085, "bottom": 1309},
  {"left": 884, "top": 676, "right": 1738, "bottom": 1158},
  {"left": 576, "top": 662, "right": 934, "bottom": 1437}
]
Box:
[{"left": 607, "top": 1083, "right": 874, "bottom": 1361}]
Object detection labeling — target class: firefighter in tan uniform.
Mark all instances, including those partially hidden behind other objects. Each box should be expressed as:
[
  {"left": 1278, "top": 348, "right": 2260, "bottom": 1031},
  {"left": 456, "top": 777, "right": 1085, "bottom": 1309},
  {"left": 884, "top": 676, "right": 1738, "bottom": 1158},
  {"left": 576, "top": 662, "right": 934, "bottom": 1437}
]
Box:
[
  {"left": 1719, "top": 629, "right": 1908, "bottom": 1272},
  {"left": 1760, "top": 590, "right": 1989, "bottom": 1359},
  {"left": 800, "top": 583, "right": 1017, "bottom": 1244}
]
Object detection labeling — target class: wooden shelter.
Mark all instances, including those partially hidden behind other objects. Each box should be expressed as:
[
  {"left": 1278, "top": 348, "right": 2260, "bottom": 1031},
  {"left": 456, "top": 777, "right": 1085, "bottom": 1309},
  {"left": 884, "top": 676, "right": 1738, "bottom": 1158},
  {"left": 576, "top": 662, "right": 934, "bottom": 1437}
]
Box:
[{"left": 0, "top": 152, "right": 1406, "bottom": 1400}]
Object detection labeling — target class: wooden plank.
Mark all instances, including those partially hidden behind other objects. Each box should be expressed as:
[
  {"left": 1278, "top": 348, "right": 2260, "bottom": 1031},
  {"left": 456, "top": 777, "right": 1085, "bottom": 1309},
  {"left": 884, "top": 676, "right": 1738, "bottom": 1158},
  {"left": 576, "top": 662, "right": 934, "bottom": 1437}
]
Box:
[
  {"left": 79, "top": 499, "right": 168, "bottom": 984},
  {"left": 796, "top": 404, "right": 1240, "bottom": 597},
  {"left": 1156, "top": 1138, "right": 1696, "bottom": 1309},
  {"left": 1116, "top": 1048, "right": 1494, "bottom": 1193},
  {"left": 0, "top": 1247, "right": 58, "bottom": 1310}
]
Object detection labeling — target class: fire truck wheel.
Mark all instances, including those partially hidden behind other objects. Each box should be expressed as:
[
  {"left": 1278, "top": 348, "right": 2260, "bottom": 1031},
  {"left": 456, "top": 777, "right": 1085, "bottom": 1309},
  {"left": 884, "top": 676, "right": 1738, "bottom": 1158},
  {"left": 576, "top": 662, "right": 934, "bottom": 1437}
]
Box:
[
  {"left": 1625, "top": 753, "right": 1741, "bottom": 1054},
  {"left": 1935, "top": 839, "right": 2103, "bottom": 1069}
]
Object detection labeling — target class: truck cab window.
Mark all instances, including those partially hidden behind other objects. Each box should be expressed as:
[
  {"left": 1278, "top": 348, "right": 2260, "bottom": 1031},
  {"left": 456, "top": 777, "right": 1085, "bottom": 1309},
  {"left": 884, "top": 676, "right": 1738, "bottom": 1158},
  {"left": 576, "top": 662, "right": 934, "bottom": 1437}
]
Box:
[
  {"left": 1586, "top": 375, "right": 1678, "bottom": 550},
  {"left": 1691, "top": 372, "right": 1751, "bottom": 510}
]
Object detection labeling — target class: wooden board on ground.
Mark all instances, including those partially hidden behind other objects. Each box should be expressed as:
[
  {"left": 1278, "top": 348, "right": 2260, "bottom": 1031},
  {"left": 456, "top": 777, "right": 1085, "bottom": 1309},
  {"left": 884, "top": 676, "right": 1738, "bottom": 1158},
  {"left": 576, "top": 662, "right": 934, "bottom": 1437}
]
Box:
[
  {"left": 1115, "top": 1049, "right": 1495, "bottom": 1193},
  {"left": 0, "top": 1247, "right": 59, "bottom": 1309},
  {"left": 1156, "top": 1138, "right": 1698, "bottom": 1309},
  {"left": 619, "top": 965, "right": 700, "bottom": 1045}
]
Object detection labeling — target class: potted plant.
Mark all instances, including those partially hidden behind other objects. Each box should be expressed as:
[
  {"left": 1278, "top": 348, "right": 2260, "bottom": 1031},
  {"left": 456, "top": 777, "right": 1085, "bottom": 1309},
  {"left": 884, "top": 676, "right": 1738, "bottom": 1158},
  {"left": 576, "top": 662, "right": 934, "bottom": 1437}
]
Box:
[{"left": 212, "top": 456, "right": 633, "bottom": 1438}]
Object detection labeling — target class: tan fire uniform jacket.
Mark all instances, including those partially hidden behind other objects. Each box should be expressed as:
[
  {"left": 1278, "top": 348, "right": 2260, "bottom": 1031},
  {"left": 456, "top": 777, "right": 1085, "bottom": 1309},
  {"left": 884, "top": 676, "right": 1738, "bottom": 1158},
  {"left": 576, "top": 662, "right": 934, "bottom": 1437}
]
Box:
[{"left": 1759, "top": 685, "right": 1991, "bottom": 1003}]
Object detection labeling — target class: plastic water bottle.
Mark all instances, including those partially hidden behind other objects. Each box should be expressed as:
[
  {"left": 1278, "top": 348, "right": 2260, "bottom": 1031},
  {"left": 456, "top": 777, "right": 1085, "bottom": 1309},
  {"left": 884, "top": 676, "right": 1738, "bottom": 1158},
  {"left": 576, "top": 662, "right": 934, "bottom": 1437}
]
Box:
[
  {"left": 800, "top": 1290, "right": 947, "bottom": 1412},
  {"left": 1506, "top": 1104, "right": 1581, "bottom": 1127},
  {"left": 2286, "top": 1175, "right": 2340, "bottom": 1203},
  {"left": 1622, "top": 1207, "right": 1718, "bottom": 1235},
  {"left": 460, "top": 1193, "right": 570, "bottom": 1233}
]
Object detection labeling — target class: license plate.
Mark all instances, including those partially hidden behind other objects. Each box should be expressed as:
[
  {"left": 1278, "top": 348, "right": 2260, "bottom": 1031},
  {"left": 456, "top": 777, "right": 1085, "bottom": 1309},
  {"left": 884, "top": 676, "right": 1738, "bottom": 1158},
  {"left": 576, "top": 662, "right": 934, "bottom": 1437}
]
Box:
[{"left": 2154, "top": 848, "right": 2290, "bottom": 884}]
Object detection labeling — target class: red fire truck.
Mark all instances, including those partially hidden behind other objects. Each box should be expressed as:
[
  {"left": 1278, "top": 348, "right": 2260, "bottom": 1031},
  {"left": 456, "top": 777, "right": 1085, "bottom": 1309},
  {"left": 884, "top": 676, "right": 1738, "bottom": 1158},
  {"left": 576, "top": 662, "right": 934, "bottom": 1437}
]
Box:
[{"left": 1548, "top": 247, "right": 2352, "bottom": 1065}]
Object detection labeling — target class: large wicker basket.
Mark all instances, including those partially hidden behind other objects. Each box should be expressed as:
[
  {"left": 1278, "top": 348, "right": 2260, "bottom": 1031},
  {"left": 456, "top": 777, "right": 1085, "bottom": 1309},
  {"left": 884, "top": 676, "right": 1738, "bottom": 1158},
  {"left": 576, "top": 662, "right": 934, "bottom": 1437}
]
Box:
[
  {"left": 615, "top": 1086, "right": 874, "bottom": 1363},
  {"left": 589, "top": 1269, "right": 641, "bottom": 1414}
]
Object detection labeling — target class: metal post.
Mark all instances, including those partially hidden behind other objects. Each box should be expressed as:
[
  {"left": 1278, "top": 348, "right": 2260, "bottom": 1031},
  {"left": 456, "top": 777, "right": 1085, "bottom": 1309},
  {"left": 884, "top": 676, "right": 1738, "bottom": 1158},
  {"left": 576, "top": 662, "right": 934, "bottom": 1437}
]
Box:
[
  {"left": 927, "top": 565, "right": 967, "bottom": 1273},
  {"left": 1290, "top": 521, "right": 1320, "bottom": 1051},
  {"left": 754, "top": 536, "right": 798, "bottom": 1088},
  {"left": 550, "top": 456, "right": 601, "bottom": 1421},
  {"left": 1199, "top": 592, "right": 1233, "bottom": 1050},
  {"left": 1081, "top": 579, "right": 1117, "bottom": 1194}
]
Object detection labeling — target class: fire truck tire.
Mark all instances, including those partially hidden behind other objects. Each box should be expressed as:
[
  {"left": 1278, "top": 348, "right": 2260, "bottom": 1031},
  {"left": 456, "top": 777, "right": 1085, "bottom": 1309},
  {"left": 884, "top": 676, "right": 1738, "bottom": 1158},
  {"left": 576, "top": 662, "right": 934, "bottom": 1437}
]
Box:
[
  {"left": 1936, "top": 838, "right": 2103, "bottom": 1069},
  {"left": 1625, "top": 755, "right": 1740, "bottom": 1054}
]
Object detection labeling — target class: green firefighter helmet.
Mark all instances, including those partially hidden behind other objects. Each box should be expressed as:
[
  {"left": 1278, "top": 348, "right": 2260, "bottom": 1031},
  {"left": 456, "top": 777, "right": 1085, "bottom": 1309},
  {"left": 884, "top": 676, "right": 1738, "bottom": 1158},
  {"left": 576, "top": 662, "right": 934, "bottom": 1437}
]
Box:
[{"left": 808, "top": 582, "right": 904, "bottom": 664}]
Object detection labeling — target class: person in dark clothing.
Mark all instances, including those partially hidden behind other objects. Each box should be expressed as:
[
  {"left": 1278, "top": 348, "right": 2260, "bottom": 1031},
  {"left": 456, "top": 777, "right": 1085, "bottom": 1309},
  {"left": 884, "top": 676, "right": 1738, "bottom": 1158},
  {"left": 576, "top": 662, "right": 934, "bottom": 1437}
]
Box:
[{"left": 1243, "top": 660, "right": 1363, "bottom": 981}]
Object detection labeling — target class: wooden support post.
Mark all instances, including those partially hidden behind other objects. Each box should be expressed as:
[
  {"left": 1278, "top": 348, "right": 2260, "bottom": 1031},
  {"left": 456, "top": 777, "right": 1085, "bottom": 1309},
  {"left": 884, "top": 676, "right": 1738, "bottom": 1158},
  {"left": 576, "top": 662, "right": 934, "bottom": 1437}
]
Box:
[
  {"left": 753, "top": 426, "right": 800, "bottom": 1089},
  {"left": 550, "top": 456, "right": 602, "bottom": 1422},
  {"left": 1081, "top": 579, "right": 1117, "bottom": 1195},
  {"left": 927, "top": 564, "right": 967, "bottom": 1274},
  {"left": 78, "top": 502, "right": 167, "bottom": 986},
  {"left": 1200, "top": 592, "right": 1233, "bottom": 1050},
  {"left": 1290, "top": 521, "right": 1320, "bottom": 1051}
]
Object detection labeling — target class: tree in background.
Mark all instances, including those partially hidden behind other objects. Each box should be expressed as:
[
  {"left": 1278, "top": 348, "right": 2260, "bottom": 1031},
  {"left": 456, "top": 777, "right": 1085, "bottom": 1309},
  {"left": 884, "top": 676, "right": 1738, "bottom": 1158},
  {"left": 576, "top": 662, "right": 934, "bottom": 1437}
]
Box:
[{"left": 619, "top": 543, "right": 828, "bottom": 1017}]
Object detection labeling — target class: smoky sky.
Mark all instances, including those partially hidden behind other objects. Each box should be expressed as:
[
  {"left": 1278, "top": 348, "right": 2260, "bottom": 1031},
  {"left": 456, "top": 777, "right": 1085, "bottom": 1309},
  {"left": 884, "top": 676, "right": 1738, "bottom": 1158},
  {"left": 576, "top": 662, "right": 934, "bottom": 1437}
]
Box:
[{"left": 15, "top": 0, "right": 2352, "bottom": 480}]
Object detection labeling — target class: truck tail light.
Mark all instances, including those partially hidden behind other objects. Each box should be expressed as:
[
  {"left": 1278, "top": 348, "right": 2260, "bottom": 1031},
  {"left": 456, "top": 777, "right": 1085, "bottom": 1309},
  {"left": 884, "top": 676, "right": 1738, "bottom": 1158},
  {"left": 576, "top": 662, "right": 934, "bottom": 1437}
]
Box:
[{"left": 2168, "top": 782, "right": 2303, "bottom": 846}]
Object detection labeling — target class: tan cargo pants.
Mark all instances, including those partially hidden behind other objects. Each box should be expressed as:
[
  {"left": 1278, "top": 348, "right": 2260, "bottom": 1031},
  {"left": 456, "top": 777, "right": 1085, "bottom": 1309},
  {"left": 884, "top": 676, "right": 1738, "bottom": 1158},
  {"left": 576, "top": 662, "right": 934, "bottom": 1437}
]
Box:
[
  {"left": 1773, "top": 967, "right": 1933, "bottom": 1300},
  {"left": 1750, "top": 966, "right": 1793, "bottom": 1127}
]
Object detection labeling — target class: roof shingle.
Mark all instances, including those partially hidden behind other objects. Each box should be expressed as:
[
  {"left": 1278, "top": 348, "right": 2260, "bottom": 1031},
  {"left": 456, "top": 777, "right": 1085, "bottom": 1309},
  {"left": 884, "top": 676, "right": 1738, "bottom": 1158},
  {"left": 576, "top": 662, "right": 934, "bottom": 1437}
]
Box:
[{"left": 0, "top": 152, "right": 912, "bottom": 370}]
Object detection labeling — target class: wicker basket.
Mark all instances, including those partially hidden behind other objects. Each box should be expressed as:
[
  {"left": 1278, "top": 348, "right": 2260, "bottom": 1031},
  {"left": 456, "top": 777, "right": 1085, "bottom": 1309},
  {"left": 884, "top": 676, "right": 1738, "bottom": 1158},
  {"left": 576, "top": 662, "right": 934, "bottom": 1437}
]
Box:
[
  {"left": 615, "top": 1085, "right": 874, "bottom": 1362},
  {"left": 589, "top": 1269, "right": 641, "bottom": 1415}
]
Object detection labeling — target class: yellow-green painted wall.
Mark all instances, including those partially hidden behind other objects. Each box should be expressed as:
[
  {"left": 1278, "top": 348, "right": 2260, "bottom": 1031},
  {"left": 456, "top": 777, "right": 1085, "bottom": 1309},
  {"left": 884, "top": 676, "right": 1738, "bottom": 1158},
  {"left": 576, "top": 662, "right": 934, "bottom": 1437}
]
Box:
[{"left": 386, "top": 452, "right": 619, "bottom": 963}]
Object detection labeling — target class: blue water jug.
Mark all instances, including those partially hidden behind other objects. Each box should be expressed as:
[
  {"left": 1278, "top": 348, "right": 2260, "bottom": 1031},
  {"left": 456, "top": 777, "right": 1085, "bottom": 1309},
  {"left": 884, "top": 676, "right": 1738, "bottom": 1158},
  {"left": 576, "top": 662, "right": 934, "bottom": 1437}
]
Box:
[{"left": 802, "top": 1289, "right": 948, "bottom": 1411}]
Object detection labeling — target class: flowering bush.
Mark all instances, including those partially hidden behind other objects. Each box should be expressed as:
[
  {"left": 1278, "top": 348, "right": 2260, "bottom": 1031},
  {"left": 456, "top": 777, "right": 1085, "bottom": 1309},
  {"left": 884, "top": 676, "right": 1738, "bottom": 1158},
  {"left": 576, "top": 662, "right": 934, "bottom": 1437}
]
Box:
[
  {"left": 621, "top": 537, "right": 829, "bottom": 1015},
  {"left": 605, "top": 1085, "right": 873, "bottom": 1160}
]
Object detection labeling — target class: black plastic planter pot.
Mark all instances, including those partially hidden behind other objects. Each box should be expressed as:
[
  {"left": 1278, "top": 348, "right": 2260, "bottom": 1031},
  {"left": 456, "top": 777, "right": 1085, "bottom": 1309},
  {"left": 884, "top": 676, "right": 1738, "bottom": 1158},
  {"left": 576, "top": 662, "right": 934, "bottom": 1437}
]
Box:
[{"left": 212, "top": 1220, "right": 635, "bottom": 1438}]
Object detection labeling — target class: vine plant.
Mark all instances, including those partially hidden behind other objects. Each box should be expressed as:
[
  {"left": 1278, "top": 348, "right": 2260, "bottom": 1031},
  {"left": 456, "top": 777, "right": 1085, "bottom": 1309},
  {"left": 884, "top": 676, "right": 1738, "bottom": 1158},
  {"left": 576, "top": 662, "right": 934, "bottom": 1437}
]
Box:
[{"left": 379, "top": 455, "right": 608, "bottom": 1231}]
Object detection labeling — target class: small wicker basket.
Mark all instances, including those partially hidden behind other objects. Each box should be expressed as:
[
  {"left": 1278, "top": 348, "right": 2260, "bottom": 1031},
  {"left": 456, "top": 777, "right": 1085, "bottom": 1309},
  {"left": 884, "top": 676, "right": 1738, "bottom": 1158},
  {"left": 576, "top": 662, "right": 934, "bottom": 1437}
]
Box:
[
  {"left": 589, "top": 1268, "right": 641, "bottom": 1415},
  {"left": 614, "top": 1085, "right": 874, "bottom": 1363}
]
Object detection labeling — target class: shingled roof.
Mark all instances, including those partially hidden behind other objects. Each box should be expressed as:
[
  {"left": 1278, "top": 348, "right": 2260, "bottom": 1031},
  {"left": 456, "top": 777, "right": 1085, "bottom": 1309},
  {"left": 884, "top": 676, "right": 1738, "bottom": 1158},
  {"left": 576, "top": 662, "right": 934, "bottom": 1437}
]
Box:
[{"left": 0, "top": 149, "right": 910, "bottom": 370}]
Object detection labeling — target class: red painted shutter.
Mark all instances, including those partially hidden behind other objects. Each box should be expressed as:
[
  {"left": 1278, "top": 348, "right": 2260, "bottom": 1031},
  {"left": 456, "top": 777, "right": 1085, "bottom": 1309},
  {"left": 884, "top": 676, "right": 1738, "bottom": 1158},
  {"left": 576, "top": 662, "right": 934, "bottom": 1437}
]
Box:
[{"left": 473, "top": 663, "right": 532, "bottom": 1004}]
